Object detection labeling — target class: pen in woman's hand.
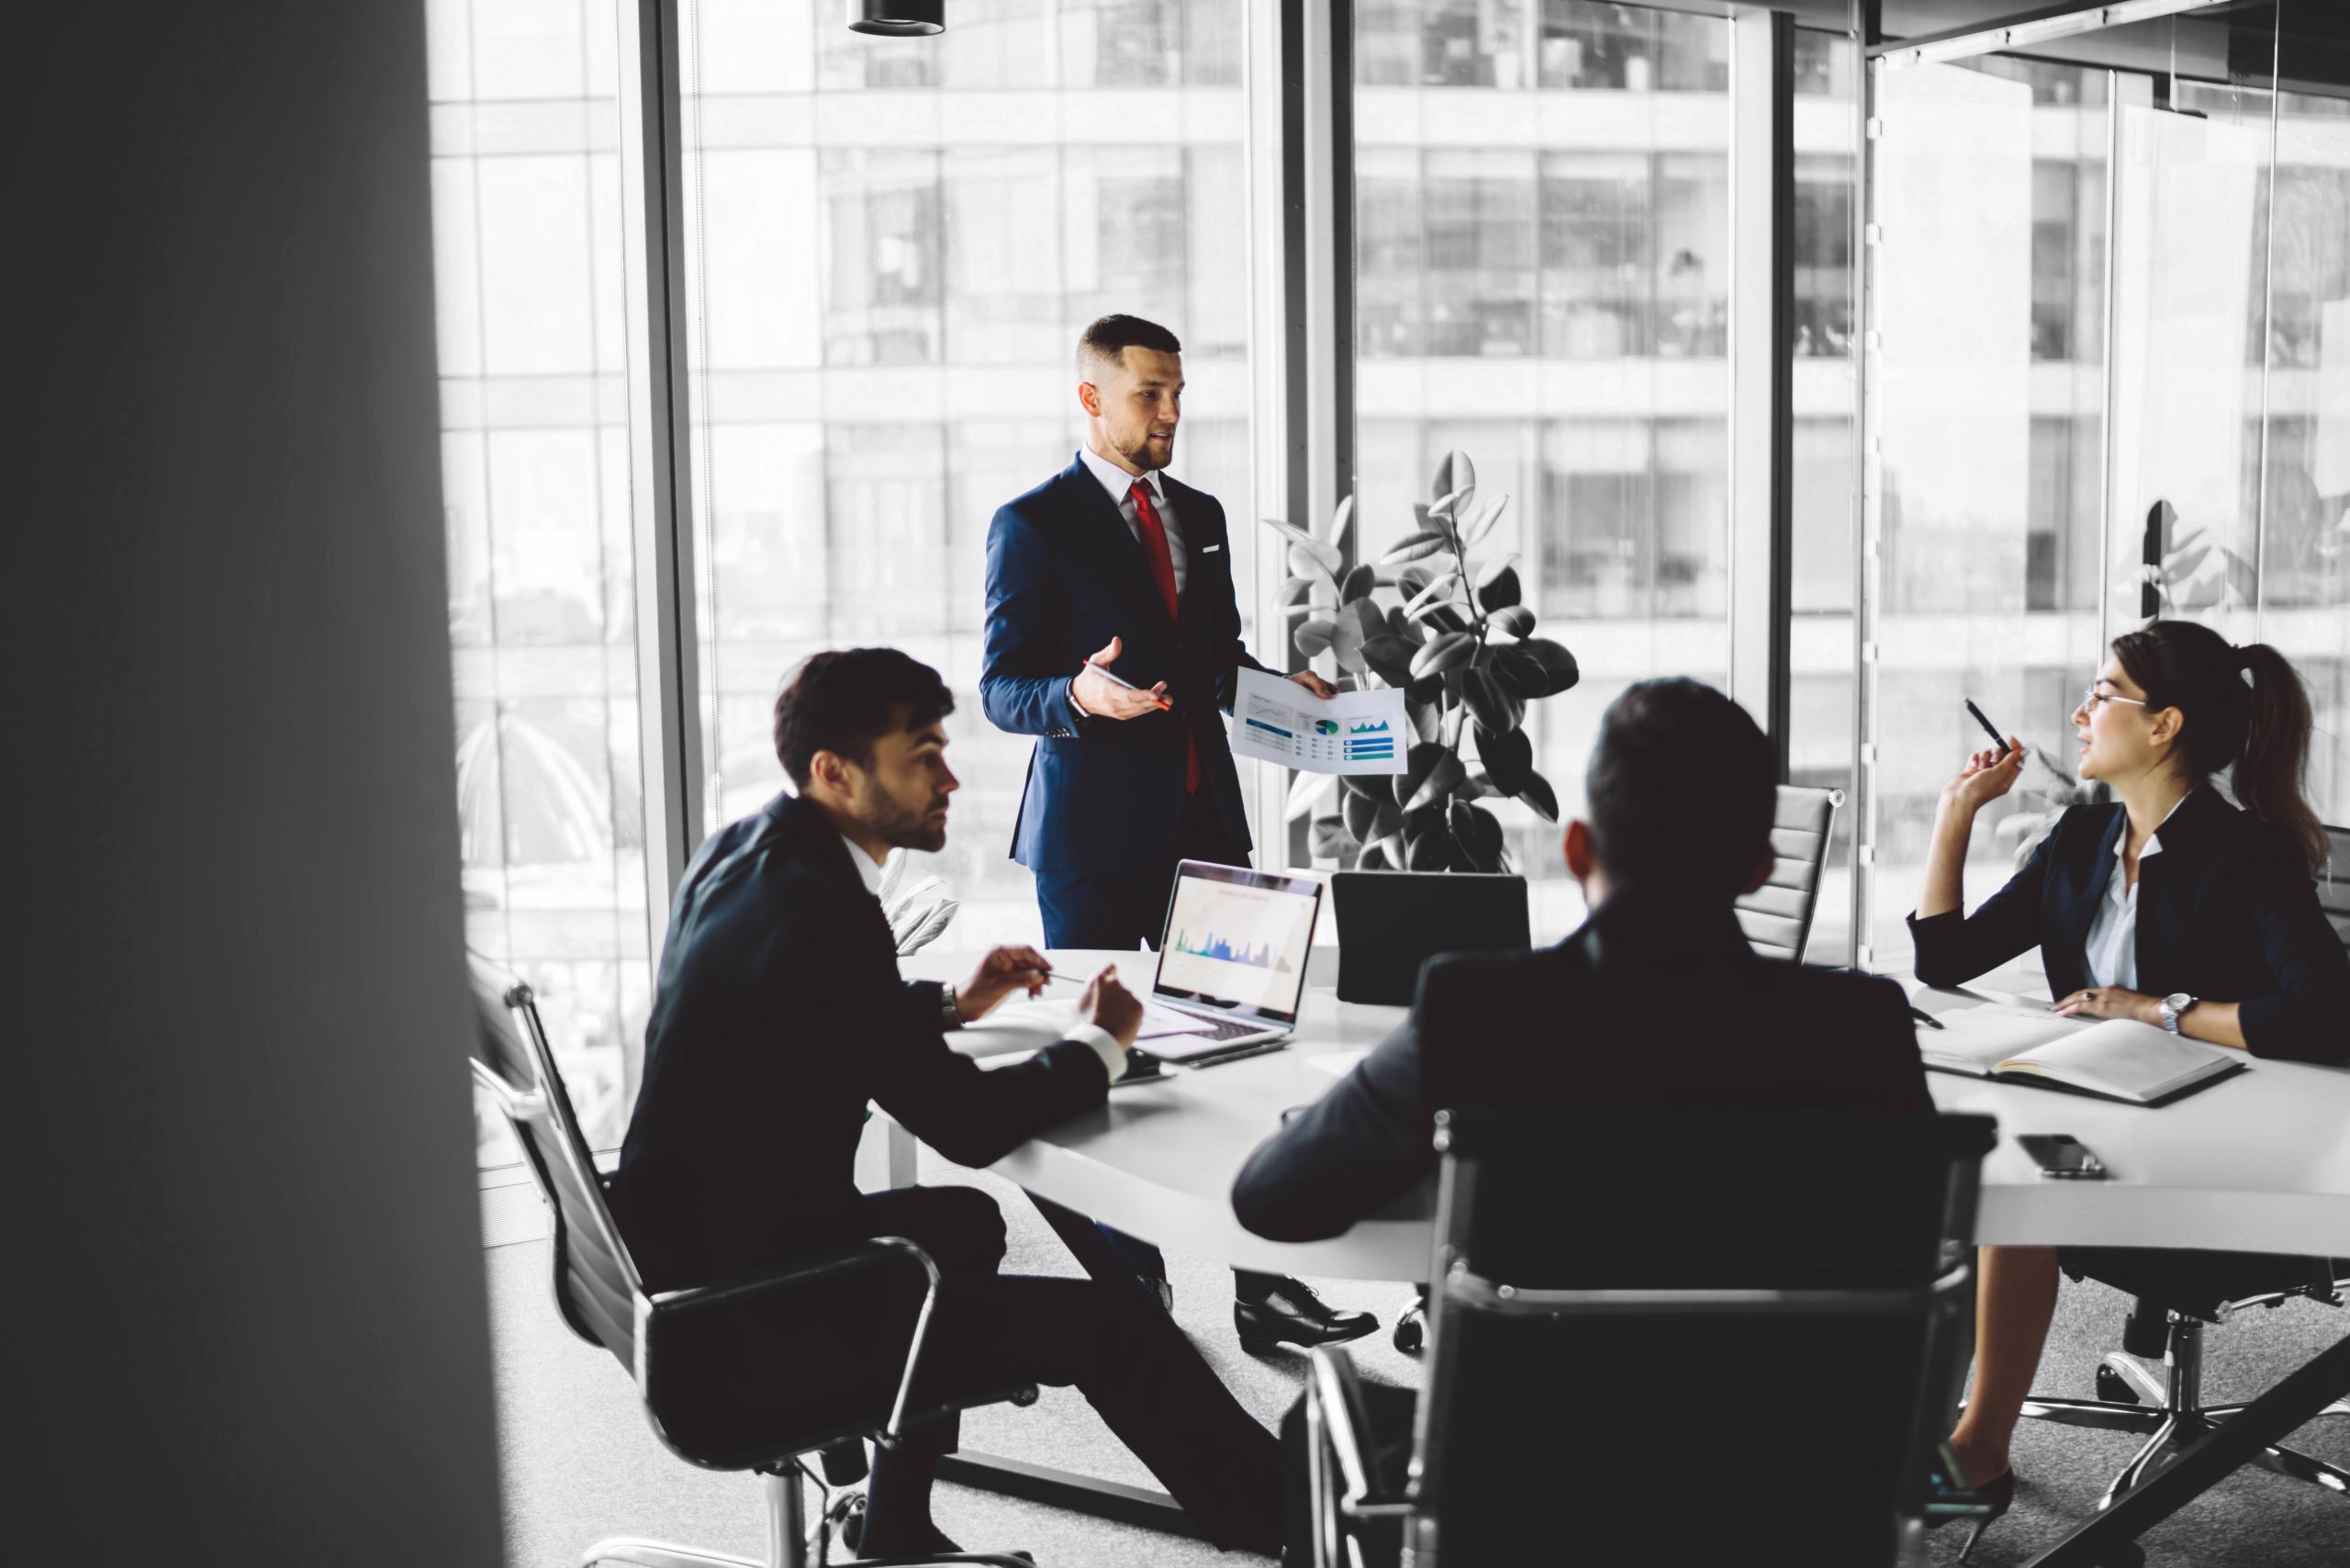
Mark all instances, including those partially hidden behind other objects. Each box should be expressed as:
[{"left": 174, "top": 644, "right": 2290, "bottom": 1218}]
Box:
[{"left": 1908, "top": 1004, "right": 1946, "bottom": 1032}]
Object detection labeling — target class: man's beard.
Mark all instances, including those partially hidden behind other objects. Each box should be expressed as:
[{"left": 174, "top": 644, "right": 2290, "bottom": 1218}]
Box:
[
  {"left": 864, "top": 790, "right": 948, "bottom": 855},
  {"left": 1113, "top": 428, "right": 1174, "bottom": 473}
]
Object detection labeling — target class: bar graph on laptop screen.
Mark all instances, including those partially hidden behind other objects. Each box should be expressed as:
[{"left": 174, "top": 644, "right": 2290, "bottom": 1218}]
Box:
[{"left": 1157, "top": 873, "right": 1318, "bottom": 1014}]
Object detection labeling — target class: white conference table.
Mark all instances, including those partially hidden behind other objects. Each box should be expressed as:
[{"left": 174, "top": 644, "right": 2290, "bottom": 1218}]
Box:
[{"left": 891, "top": 947, "right": 2350, "bottom": 1562}]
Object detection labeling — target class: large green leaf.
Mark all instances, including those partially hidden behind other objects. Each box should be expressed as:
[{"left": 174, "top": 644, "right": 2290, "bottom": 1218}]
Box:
[
  {"left": 1338, "top": 563, "right": 1377, "bottom": 603},
  {"left": 1449, "top": 801, "right": 1505, "bottom": 869},
  {"left": 1430, "top": 451, "right": 1475, "bottom": 508},
  {"left": 1288, "top": 540, "right": 1343, "bottom": 585},
  {"left": 1488, "top": 604, "right": 1537, "bottom": 640},
  {"left": 1278, "top": 574, "right": 1320, "bottom": 606},
  {"left": 1476, "top": 722, "right": 1533, "bottom": 794},
  {"left": 1330, "top": 613, "right": 1370, "bottom": 674},
  {"left": 1458, "top": 490, "right": 1510, "bottom": 549},
  {"left": 1355, "top": 841, "right": 1391, "bottom": 871},
  {"left": 1359, "top": 633, "right": 1416, "bottom": 686},
  {"left": 1517, "top": 768, "right": 1561, "bottom": 824},
  {"left": 1378, "top": 530, "right": 1452, "bottom": 566},
  {"left": 1405, "top": 823, "right": 1454, "bottom": 870},
  {"left": 1394, "top": 744, "right": 1449, "bottom": 812},
  {"left": 1475, "top": 556, "right": 1521, "bottom": 611},
  {"left": 1494, "top": 637, "right": 1578, "bottom": 699},
  {"left": 1420, "top": 604, "right": 1471, "bottom": 635},
  {"left": 1460, "top": 667, "right": 1521, "bottom": 739},
  {"left": 1404, "top": 750, "right": 1467, "bottom": 815},
  {"left": 1326, "top": 493, "right": 1354, "bottom": 550},
  {"left": 1294, "top": 618, "right": 1337, "bottom": 658},
  {"left": 1342, "top": 785, "right": 1403, "bottom": 847},
  {"left": 1427, "top": 486, "right": 1468, "bottom": 523},
  {"left": 1263, "top": 515, "right": 1325, "bottom": 554},
  {"left": 1409, "top": 630, "right": 1477, "bottom": 678},
  {"left": 1403, "top": 568, "right": 1461, "bottom": 619},
  {"left": 1405, "top": 689, "right": 1445, "bottom": 745}
]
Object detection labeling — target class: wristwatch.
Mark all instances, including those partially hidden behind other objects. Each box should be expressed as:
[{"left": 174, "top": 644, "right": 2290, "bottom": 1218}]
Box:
[
  {"left": 2160, "top": 992, "right": 2196, "bottom": 1035},
  {"left": 940, "top": 982, "right": 964, "bottom": 1031}
]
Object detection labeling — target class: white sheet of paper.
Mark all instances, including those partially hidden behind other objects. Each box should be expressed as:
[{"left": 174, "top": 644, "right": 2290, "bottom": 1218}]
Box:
[{"left": 1228, "top": 667, "right": 1408, "bottom": 775}]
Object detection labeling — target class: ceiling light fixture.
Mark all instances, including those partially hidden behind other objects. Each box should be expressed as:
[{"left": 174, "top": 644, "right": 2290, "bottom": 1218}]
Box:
[
  {"left": 1878, "top": 0, "right": 2210, "bottom": 69},
  {"left": 849, "top": 0, "right": 942, "bottom": 36}
]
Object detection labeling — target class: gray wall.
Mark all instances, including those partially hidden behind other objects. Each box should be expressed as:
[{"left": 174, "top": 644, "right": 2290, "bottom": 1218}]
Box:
[{"left": 17, "top": 3, "right": 501, "bottom": 1559}]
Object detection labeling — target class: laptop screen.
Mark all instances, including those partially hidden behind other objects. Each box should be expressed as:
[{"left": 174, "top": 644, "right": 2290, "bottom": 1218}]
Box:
[{"left": 1151, "top": 860, "right": 1323, "bottom": 1025}]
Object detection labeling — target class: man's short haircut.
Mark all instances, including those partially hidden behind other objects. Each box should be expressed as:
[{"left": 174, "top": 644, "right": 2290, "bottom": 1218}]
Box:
[
  {"left": 1078, "top": 313, "right": 1182, "bottom": 380},
  {"left": 773, "top": 648, "right": 955, "bottom": 790},
  {"left": 1583, "top": 678, "right": 1775, "bottom": 897}
]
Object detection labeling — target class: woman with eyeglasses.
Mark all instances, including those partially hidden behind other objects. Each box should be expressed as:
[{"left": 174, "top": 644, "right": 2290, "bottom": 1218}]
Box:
[{"left": 1907, "top": 619, "right": 2349, "bottom": 1542}]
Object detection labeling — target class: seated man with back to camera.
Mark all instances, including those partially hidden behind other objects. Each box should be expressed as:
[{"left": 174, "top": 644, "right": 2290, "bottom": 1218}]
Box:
[
  {"left": 610, "top": 647, "right": 1282, "bottom": 1560},
  {"left": 1228, "top": 678, "right": 1940, "bottom": 1565}
]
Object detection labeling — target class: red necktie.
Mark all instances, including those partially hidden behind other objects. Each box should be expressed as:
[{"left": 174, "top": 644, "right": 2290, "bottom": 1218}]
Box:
[{"left": 1128, "top": 480, "right": 1199, "bottom": 794}]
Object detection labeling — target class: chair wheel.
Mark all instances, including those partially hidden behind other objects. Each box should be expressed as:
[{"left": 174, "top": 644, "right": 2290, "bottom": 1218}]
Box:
[{"left": 2096, "top": 1365, "right": 2140, "bottom": 1405}]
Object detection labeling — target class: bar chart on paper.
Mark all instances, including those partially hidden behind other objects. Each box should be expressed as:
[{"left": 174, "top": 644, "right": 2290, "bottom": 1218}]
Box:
[
  {"left": 1227, "top": 668, "right": 1409, "bottom": 775},
  {"left": 1158, "top": 872, "right": 1320, "bottom": 1013}
]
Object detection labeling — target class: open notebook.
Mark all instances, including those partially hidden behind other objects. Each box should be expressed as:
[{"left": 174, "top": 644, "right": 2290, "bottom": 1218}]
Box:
[{"left": 1919, "top": 1003, "right": 2247, "bottom": 1105}]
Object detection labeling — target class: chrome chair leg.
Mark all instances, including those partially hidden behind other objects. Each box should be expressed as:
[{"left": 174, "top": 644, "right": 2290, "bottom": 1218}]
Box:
[
  {"left": 2100, "top": 1350, "right": 2167, "bottom": 1408},
  {"left": 2247, "top": 1443, "right": 2350, "bottom": 1494},
  {"left": 584, "top": 1545, "right": 763, "bottom": 1568},
  {"left": 2098, "top": 1417, "right": 2188, "bottom": 1512},
  {"left": 2018, "top": 1394, "right": 2167, "bottom": 1436}
]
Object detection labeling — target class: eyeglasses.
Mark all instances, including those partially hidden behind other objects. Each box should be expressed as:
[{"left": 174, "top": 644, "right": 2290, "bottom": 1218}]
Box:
[{"left": 2081, "top": 685, "right": 2149, "bottom": 715}]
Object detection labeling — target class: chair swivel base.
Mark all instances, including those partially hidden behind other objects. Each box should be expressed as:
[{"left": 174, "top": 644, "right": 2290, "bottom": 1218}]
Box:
[
  {"left": 2021, "top": 1348, "right": 2350, "bottom": 1511},
  {"left": 583, "top": 1468, "right": 1035, "bottom": 1568}
]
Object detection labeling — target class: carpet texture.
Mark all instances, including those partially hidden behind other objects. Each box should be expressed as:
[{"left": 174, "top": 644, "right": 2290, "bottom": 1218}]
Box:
[{"left": 487, "top": 1158, "right": 2347, "bottom": 1566}]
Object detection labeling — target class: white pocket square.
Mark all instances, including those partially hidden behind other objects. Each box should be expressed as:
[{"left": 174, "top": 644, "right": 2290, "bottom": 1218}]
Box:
[{"left": 1202, "top": 543, "right": 1222, "bottom": 554}]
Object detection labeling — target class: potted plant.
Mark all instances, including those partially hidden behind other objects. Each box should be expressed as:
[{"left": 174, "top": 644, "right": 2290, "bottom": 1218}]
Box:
[{"left": 1263, "top": 452, "right": 1580, "bottom": 873}]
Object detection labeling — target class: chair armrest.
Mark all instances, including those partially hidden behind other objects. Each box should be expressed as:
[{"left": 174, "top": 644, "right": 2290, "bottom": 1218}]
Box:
[
  {"left": 1305, "top": 1344, "right": 1414, "bottom": 1568},
  {"left": 639, "top": 1236, "right": 946, "bottom": 1446}
]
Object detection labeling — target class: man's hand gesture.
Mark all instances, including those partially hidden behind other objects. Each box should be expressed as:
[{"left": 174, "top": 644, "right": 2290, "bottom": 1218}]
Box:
[
  {"left": 1079, "top": 965, "right": 1144, "bottom": 1052},
  {"left": 957, "top": 945, "right": 1053, "bottom": 1024},
  {"left": 1071, "top": 636, "right": 1171, "bottom": 720}
]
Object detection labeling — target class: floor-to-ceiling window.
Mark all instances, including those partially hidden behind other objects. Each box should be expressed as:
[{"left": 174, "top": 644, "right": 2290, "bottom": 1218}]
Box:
[
  {"left": 677, "top": 0, "right": 1257, "bottom": 948},
  {"left": 427, "top": 0, "right": 648, "bottom": 1161},
  {"left": 1352, "top": 0, "right": 1734, "bottom": 936}
]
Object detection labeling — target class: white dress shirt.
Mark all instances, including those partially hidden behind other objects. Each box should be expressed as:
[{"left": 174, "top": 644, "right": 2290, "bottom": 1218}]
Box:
[
  {"left": 842, "top": 833, "right": 1125, "bottom": 1080},
  {"left": 1078, "top": 444, "right": 1185, "bottom": 595},
  {"left": 2080, "top": 796, "right": 2188, "bottom": 991}
]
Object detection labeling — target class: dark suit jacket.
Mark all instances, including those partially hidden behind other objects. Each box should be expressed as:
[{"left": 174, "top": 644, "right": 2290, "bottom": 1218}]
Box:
[
  {"left": 1231, "top": 892, "right": 1935, "bottom": 1244},
  {"left": 610, "top": 791, "right": 1113, "bottom": 1291},
  {"left": 980, "top": 454, "right": 1267, "bottom": 873},
  {"left": 1908, "top": 786, "right": 2350, "bottom": 1065}
]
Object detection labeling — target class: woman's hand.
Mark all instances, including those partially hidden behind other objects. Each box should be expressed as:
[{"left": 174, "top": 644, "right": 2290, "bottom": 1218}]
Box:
[
  {"left": 2052, "top": 986, "right": 2158, "bottom": 1025},
  {"left": 1941, "top": 742, "right": 2027, "bottom": 816}
]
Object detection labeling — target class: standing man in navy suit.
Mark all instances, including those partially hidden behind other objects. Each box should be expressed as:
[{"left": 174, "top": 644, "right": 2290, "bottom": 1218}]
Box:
[{"left": 981, "top": 314, "right": 1377, "bottom": 1353}]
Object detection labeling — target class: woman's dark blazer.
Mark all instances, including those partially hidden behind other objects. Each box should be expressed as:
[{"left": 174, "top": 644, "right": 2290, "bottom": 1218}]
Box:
[{"left": 1908, "top": 787, "right": 2350, "bottom": 1065}]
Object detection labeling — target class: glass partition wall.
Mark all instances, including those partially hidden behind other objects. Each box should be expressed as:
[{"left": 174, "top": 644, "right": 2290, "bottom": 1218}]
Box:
[
  {"left": 1853, "top": 2, "right": 2347, "bottom": 976},
  {"left": 675, "top": 0, "right": 1257, "bottom": 949}
]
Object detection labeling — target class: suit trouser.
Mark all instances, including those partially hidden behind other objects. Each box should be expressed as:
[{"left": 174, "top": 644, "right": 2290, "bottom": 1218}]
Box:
[
  {"left": 1028, "top": 790, "right": 1284, "bottom": 1301},
  {"left": 849, "top": 1186, "right": 1282, "bottom": 1552}
]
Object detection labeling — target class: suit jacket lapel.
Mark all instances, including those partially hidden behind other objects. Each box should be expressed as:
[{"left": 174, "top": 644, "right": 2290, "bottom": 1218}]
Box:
[
  {"left": 1060, "top": 457, "right": 1171, "bottom": 633},
  {"left": 1166, "top": 475, "right": 1214, "bottom": 629},
  {"left": 2053, "top": 807, "right": 2127, "bottom": 991}
]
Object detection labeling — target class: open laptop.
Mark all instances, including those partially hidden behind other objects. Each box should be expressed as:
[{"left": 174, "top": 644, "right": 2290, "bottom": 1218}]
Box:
[
  {"left": 1134, "top": 859, "right": 1325, "bottom": 1065},
  {"left": 1330, "top": 869, "right": 1530, "bottom": 1005}
]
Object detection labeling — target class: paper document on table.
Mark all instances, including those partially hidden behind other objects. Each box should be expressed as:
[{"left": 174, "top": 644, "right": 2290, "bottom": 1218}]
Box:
[{"left": 1228, "top": 667, "right": 1407, "bottom": 775}]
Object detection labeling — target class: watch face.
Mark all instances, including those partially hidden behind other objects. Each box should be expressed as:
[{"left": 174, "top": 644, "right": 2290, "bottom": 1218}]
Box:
[{"left": 2165, "top": 993, "right": 2192, "bottom": 1011}]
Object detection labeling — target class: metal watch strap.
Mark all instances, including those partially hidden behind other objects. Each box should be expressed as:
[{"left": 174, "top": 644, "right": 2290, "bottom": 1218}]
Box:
[
  {"left": 2161, "top": 992, "right": 2194, "bottom": 1034},
  {"left": 940, "top": 982, "right": 962, "bottom": 1031}
]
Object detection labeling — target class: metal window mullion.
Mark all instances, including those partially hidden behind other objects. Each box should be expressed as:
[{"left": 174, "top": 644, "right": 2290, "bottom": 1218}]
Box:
[
  {"left": 1850, "top": 0, "right": 1881, "bottom": 972},
  {"left": 1729, "top": 8, "right": 1796, "bottom": 780},
  {"left": 619, "top": 0, "right": 705, "bottom": 1022}
]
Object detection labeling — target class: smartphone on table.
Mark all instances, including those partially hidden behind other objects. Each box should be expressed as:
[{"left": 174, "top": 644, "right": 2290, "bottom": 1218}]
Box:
[{"left": 2018, "top": 1133, "right": 2108, "bottom": 1181}]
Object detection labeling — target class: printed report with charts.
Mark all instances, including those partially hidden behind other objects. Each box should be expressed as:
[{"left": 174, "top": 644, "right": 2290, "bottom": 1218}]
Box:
[{"left": 1919, "top": 1003, "right": 2247, "bottom": 1105}]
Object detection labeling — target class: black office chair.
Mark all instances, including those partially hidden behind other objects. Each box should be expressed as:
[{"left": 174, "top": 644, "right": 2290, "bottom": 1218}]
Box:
[
  {"left": 1307, "top": 1106, "right": 2000, "bottom": 1567},
  {"left": 465, "top": 957, "right": 1032, "bottom": 1568},
  {"left": 1736, "top": 784, "right": 1843, "bottom": 963},
  {"left": 2318, "top": 824, "right": 2349, "bottom": 952},
  {"left": 2018, "top": 1249, "right": 2350, "bottom": 1508}
]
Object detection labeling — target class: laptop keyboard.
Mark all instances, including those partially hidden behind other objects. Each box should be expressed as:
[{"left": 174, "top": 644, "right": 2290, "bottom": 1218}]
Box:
[{"left": 1185, "top": 1013, "right": 1268, "bottom": 1043}]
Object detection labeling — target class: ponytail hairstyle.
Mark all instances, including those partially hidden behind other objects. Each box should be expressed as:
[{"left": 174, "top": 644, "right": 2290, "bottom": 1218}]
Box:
[{"left": 2110, "top": 620, "right": 2326, "bottom": 871}]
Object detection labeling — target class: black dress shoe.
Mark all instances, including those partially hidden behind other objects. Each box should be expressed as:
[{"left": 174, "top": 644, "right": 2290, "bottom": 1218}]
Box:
[
  {"left": 1925, "top": 1453, "right": 2015, "bottom": 1562},
  {"left": 1234, "top": 1277, "right": 1378, "bottom": 1354},
  {"left": 1392, "top": 1296, "right": 1426, "bottom": 1355}
]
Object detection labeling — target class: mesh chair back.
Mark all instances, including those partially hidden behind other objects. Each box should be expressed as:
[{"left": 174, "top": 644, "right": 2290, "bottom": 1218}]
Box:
[
  {"left": 1412, "top": 1106, "right": 1995, "bottom": 1565},
  {"left": 1735, "top": 785, "right": 1839, "bottom": 962},
  {"left": 2319, "top": 825, "right": 2350, "bottom": 952},
  {"left": 466, "top": 956, "right": 643, "bottom": 1370}
]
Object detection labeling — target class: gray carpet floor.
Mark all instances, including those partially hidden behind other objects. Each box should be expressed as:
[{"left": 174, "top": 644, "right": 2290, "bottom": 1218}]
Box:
[{"left": 488, "top": 1158, "right": 2349, "bottom": 1567}]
